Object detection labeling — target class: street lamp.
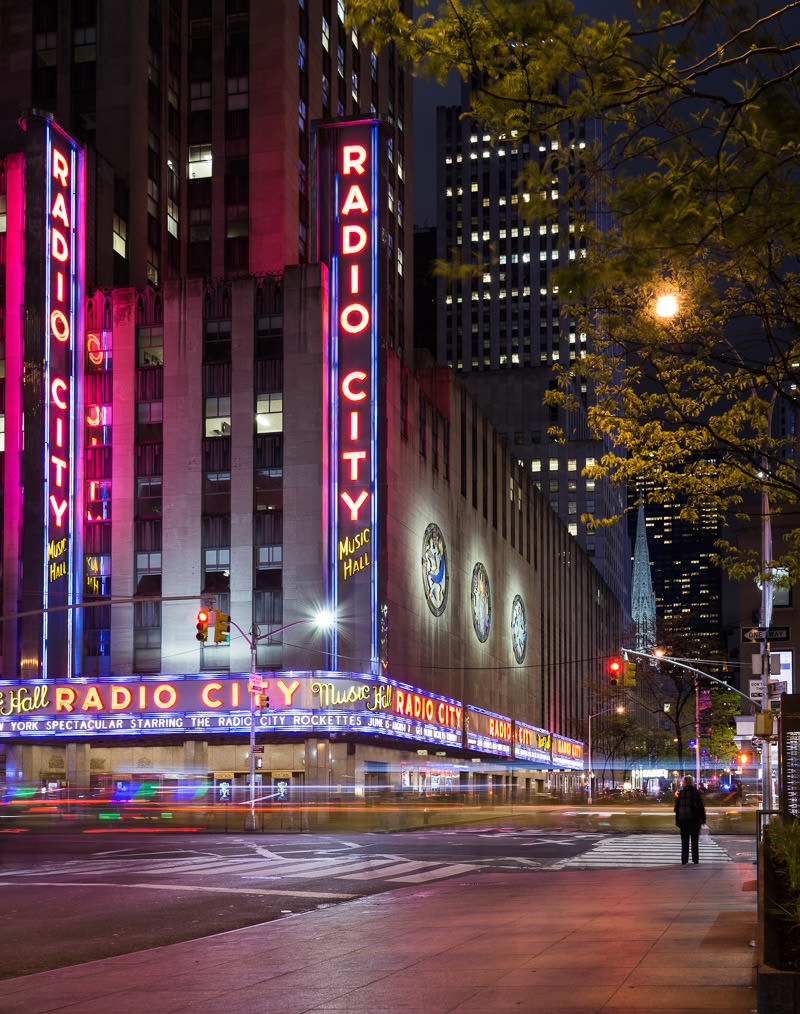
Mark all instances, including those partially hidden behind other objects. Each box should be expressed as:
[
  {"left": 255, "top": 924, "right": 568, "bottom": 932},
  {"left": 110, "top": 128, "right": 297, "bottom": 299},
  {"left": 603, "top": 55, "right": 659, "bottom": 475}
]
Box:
[
  {"left": 230, "top": 609, "right": 335, "bottom": 833},
  {"left": 587, "top": 704, "right": 624, "bottom": 804},
  {"left": 655, "top": 293, "right": 679, "bottom": 319}
]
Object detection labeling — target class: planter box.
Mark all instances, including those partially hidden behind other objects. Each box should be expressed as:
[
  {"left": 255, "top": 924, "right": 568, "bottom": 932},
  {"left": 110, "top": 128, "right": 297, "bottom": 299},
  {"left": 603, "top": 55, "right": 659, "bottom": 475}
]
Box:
[{"left": 759, "top": 841, "right": 800, "bottom": 1012}]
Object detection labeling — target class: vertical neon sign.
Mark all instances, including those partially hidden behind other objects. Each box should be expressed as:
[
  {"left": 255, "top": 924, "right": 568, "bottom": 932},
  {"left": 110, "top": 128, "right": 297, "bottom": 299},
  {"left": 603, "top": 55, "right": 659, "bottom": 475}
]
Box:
[
  {"left": 42, "top": 121, "right": 84, "bottom": 677},
  {"left": 317, "top": 120, "right": 386, "bottom": 672}
]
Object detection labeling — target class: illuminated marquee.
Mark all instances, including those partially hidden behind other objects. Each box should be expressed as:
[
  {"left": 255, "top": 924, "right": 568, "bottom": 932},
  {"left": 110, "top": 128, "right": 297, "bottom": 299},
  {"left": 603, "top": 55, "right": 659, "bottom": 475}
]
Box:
[
  {"left": 42, "top": 120, "right": 84, "bottom": 677},
  {"left": 552, "top": 734, "right": 584, "bottom": 770},
  {"left": 514, "top": 721, "right": 552, "bottom": 764},
  {"left": 0, "top": 670, "right": 576, "bottom": 767},
  {"left": 465, "top": 706, "right": 513, "bottom": 758}
]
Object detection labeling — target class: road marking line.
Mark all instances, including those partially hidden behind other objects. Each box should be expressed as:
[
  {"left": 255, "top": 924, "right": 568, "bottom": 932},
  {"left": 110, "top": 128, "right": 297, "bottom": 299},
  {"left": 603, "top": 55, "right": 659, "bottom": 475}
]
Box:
[
  {"left": 391, "top": 862, "right": 478, "bottom": 882},
  {"left": 290, "top": 859, "right": 394, "bottom": 878},
  {"left": 340, "top": 860, "right": 436, "bottom": 881},
  {"left": 0, "top": 880, "right": 356, "bottom": 899}
]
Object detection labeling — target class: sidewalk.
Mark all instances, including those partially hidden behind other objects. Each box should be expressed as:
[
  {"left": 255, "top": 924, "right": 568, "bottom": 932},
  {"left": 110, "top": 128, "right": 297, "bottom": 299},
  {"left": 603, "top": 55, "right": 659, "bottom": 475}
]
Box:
[{"left": 3, "top": 863, "right": 758, "bottom": 1013}]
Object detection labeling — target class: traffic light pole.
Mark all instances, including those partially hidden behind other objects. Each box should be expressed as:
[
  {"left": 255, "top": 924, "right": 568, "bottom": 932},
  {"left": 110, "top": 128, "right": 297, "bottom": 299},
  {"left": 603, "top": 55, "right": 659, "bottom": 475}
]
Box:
[{"left": 218, "top": 615, "right": 333, "bottom": 833}]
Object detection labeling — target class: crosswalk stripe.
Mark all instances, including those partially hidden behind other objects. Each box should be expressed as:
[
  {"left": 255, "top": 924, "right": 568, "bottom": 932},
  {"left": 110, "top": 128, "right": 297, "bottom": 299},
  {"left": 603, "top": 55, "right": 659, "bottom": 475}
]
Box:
[
  {"left": 290, "top": 859, "right": 395, "bottom": 878},
  {"left": 344, "top": 860, "right": 438, "bottom": 880},
  {"left": 391, "top": 862, "right": 478, "bottom": 883},
  {"left": 552, "top": 834, "right": 731, "bottom": 869}
]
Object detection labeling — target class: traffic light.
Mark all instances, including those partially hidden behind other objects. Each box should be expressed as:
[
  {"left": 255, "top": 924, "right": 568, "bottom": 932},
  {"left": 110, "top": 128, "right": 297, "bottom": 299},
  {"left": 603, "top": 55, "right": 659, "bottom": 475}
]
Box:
[
  {"left": 195, "top": 609, "right": 209, "bottom": 642},
  {"left": 214, "top": 612, "right": 231, "bottom": 644},
  {"left": 608, "top": 658, "right": 622, "bottom": 686},
  {"left": 738, "top": 752, "right": 750, "bottom": 766}
]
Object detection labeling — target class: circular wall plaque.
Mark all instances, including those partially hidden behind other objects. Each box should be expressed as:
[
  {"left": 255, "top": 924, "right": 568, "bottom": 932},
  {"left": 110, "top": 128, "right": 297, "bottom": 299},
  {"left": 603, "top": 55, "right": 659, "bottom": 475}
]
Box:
[
  {"left": 511, "top": 594, "right": 527, "bottom": 663},
  {"left": 421, "top": 523, "right": 448, "bottom": 616},
  {"left": 471, "top": 562, "right": 491, "bottom": 642}
]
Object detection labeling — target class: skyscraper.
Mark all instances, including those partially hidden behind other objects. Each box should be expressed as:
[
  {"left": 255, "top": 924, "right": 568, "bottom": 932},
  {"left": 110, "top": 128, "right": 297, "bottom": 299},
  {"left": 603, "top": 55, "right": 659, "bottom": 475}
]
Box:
[{"left": 434, "top": 85, "right": 629, "bottom": 610}]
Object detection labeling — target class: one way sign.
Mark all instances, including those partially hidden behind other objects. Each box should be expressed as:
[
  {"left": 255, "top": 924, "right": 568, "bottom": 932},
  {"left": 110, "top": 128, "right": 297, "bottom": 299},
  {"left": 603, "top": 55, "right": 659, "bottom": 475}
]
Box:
[{"left": 742, "top": 626, "right": 790, "bottom": 643}]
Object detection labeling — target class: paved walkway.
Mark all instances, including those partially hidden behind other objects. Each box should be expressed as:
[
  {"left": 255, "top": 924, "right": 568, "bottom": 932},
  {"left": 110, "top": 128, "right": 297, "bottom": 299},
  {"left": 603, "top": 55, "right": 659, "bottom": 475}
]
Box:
[{"left": 3, "top": 863, "right": 758, "bottom": 1013}]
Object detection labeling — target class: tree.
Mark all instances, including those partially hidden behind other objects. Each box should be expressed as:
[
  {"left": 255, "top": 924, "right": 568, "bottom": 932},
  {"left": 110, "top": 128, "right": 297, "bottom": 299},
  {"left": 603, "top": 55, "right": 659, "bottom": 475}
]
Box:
[
  {"left": 350, "top": 0, "right": 800, "bottom": 582},
  {"left": 700, "top": 687, "right": 740, "bottom": 771}
]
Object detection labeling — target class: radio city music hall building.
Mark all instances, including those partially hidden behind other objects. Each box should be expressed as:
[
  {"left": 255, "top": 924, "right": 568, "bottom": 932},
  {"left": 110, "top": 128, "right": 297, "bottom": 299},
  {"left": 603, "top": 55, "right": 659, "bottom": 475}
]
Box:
[{"left": 0, "top": 112, "right": 622, "bottom": 805}]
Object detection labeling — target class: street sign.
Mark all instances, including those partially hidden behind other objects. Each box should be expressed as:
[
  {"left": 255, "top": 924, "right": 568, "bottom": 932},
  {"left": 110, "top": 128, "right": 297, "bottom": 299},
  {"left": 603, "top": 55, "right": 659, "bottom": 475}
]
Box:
[
  {"left": 248, "top": 675, "right": 264, "bottom": 693},
  {"left": 743, "top": 626, "right": 790, "bottom": 643},
  {"left": 750, "top": 679, "right": 788, "bottom": 699}
]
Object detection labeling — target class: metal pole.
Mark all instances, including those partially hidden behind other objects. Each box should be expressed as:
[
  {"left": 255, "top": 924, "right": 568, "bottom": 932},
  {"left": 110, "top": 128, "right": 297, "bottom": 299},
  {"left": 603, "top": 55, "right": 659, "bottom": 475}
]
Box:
[
  {"left": 762, "top": 476, "right": 774, "bottom": 813},
  {"left": 587, "top": 714, "right": 593, "bottom": 804},
  {"left": 246, "top": 634, "right": 257, "bottom": 833},
  {"left": 763, "top": 638, "right": 773, "bottom": 812},
  {"left": 695, "top": 677, "right": 701, "bottom": 784}
]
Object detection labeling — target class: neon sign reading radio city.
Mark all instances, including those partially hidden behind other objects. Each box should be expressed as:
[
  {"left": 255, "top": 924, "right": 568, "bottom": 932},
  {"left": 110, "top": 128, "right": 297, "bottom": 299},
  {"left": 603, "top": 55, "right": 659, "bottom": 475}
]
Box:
[
  {"left": 338, "top": 142, "right": 372, "bottom": 527},
  {"left": 46, "top": 141, "right": 76, "bottom": 538}
]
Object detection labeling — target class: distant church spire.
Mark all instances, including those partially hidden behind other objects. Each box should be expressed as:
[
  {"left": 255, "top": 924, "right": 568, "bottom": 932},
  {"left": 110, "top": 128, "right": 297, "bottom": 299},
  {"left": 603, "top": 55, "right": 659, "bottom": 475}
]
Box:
[{"left": 631, "top": 499, "right": 657, "bottom": 651}]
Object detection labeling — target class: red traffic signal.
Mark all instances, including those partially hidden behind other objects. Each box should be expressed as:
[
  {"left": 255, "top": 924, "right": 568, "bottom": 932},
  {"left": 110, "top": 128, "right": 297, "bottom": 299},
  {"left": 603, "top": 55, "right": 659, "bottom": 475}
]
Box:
[
  {"left": 196, "top": 609, "right": 209, "bottom": 642},
  {"left": 608, "top": 658, "right": 622, "bottom": 686}
]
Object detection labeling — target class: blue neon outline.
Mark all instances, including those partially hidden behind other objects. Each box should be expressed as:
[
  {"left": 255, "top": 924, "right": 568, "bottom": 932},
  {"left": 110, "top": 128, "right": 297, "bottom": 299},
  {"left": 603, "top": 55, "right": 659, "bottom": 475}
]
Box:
[
  {"left": 42, "top": 126, "right": 53, "bottom": 673},
  {"left": 369, "top": 122, "right": 379, "bottom": 672}
]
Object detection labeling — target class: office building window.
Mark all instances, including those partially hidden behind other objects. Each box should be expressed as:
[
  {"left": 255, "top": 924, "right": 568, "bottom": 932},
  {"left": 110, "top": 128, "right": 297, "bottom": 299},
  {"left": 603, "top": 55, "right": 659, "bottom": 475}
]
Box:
[
  {"left": 256, "top": 392, "right": 282, "bottom": 433},
  {"left": 204, "top": 396, "right": 231, "bottom": 436},
  {"left": 188, "top": 144, "right": 212, "bottom": 179}
]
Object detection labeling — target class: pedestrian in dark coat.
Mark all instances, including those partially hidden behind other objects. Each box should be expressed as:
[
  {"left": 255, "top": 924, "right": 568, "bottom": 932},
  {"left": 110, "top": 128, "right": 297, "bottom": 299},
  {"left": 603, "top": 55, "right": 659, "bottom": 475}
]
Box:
[{"left": 674, "top": 774, "right": 706, "bottom": 864}]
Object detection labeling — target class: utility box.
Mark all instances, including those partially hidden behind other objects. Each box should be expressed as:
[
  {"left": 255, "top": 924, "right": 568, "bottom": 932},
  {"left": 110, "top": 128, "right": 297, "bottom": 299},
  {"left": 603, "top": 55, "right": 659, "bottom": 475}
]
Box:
[{"left": 754, "top": 711, "right": 775, "bottom": 737}]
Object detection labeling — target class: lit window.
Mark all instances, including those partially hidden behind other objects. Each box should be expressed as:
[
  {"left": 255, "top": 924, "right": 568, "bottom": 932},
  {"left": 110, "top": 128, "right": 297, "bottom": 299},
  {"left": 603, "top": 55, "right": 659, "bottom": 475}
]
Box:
[
  {"left": 568, "top": 523, "right": 578, "bottom": 536},
  {"left": 204, "top": 548, "right": 230, "bottom": 571},
  {"left": 531, "top": 460, "right": 541, "bottom": 472},
  {"left": 167, "top": 200, "right": 179, "bottom": 238},
  {"left": 204, "top": 396, "right": 232, "bottom": 437},
  {"left": 256, "top": 393, "right": 283, "bottom": 433},
  {"left": 113, "top": 214, "right": 127, "bottom": 258},
  {"left": 568, "top": 459, "right": 577, "bottom": 471},
  {"left": 322, "top": 16, "right": 330, "bottom": 51},
  {"left": 188, "top": 145, "right": 212, "bottom": 179},
  {"left": 549, "top": 458, "right": 559, "bottom": 471}
]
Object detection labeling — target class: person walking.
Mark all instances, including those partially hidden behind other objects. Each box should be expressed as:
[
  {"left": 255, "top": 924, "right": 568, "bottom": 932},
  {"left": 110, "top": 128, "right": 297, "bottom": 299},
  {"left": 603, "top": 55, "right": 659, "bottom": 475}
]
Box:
[{"left": 674, "top": 774, "right": 706, "bottom": 865}]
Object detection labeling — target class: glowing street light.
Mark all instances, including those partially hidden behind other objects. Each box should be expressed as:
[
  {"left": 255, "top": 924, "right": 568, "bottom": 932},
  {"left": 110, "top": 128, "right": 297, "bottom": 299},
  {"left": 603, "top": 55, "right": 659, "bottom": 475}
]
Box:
[{"left": 655, "top": 293, "right": 679, "bottom": 318}]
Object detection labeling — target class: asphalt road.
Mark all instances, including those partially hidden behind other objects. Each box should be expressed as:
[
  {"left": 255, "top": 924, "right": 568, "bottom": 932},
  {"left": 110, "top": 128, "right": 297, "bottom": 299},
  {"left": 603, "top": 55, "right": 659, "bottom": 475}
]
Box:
[{"left": 0, "top": 823, "right": 757, "bottom": 980}]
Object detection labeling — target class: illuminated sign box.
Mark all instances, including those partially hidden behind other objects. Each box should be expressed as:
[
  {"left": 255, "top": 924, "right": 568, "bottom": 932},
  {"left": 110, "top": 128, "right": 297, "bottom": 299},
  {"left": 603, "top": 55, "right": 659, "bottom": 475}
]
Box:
[
  {"left": 465, "top": 706, "right": 513, "bottom": 758},
  {"left": 0, "top": 670, "right": 578, "bottom": 766},
  {"left": 514, "top": 721, "right": 552, "bottom": 764},
  {"left": 0, "top": 673, "right": 462, "bottom": 750},
  {"left": 316, "top": 119, "right": 391, "bottom": 673},
  {"left": 552, "top": 734, "right": 584, "bottom": 770}
]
